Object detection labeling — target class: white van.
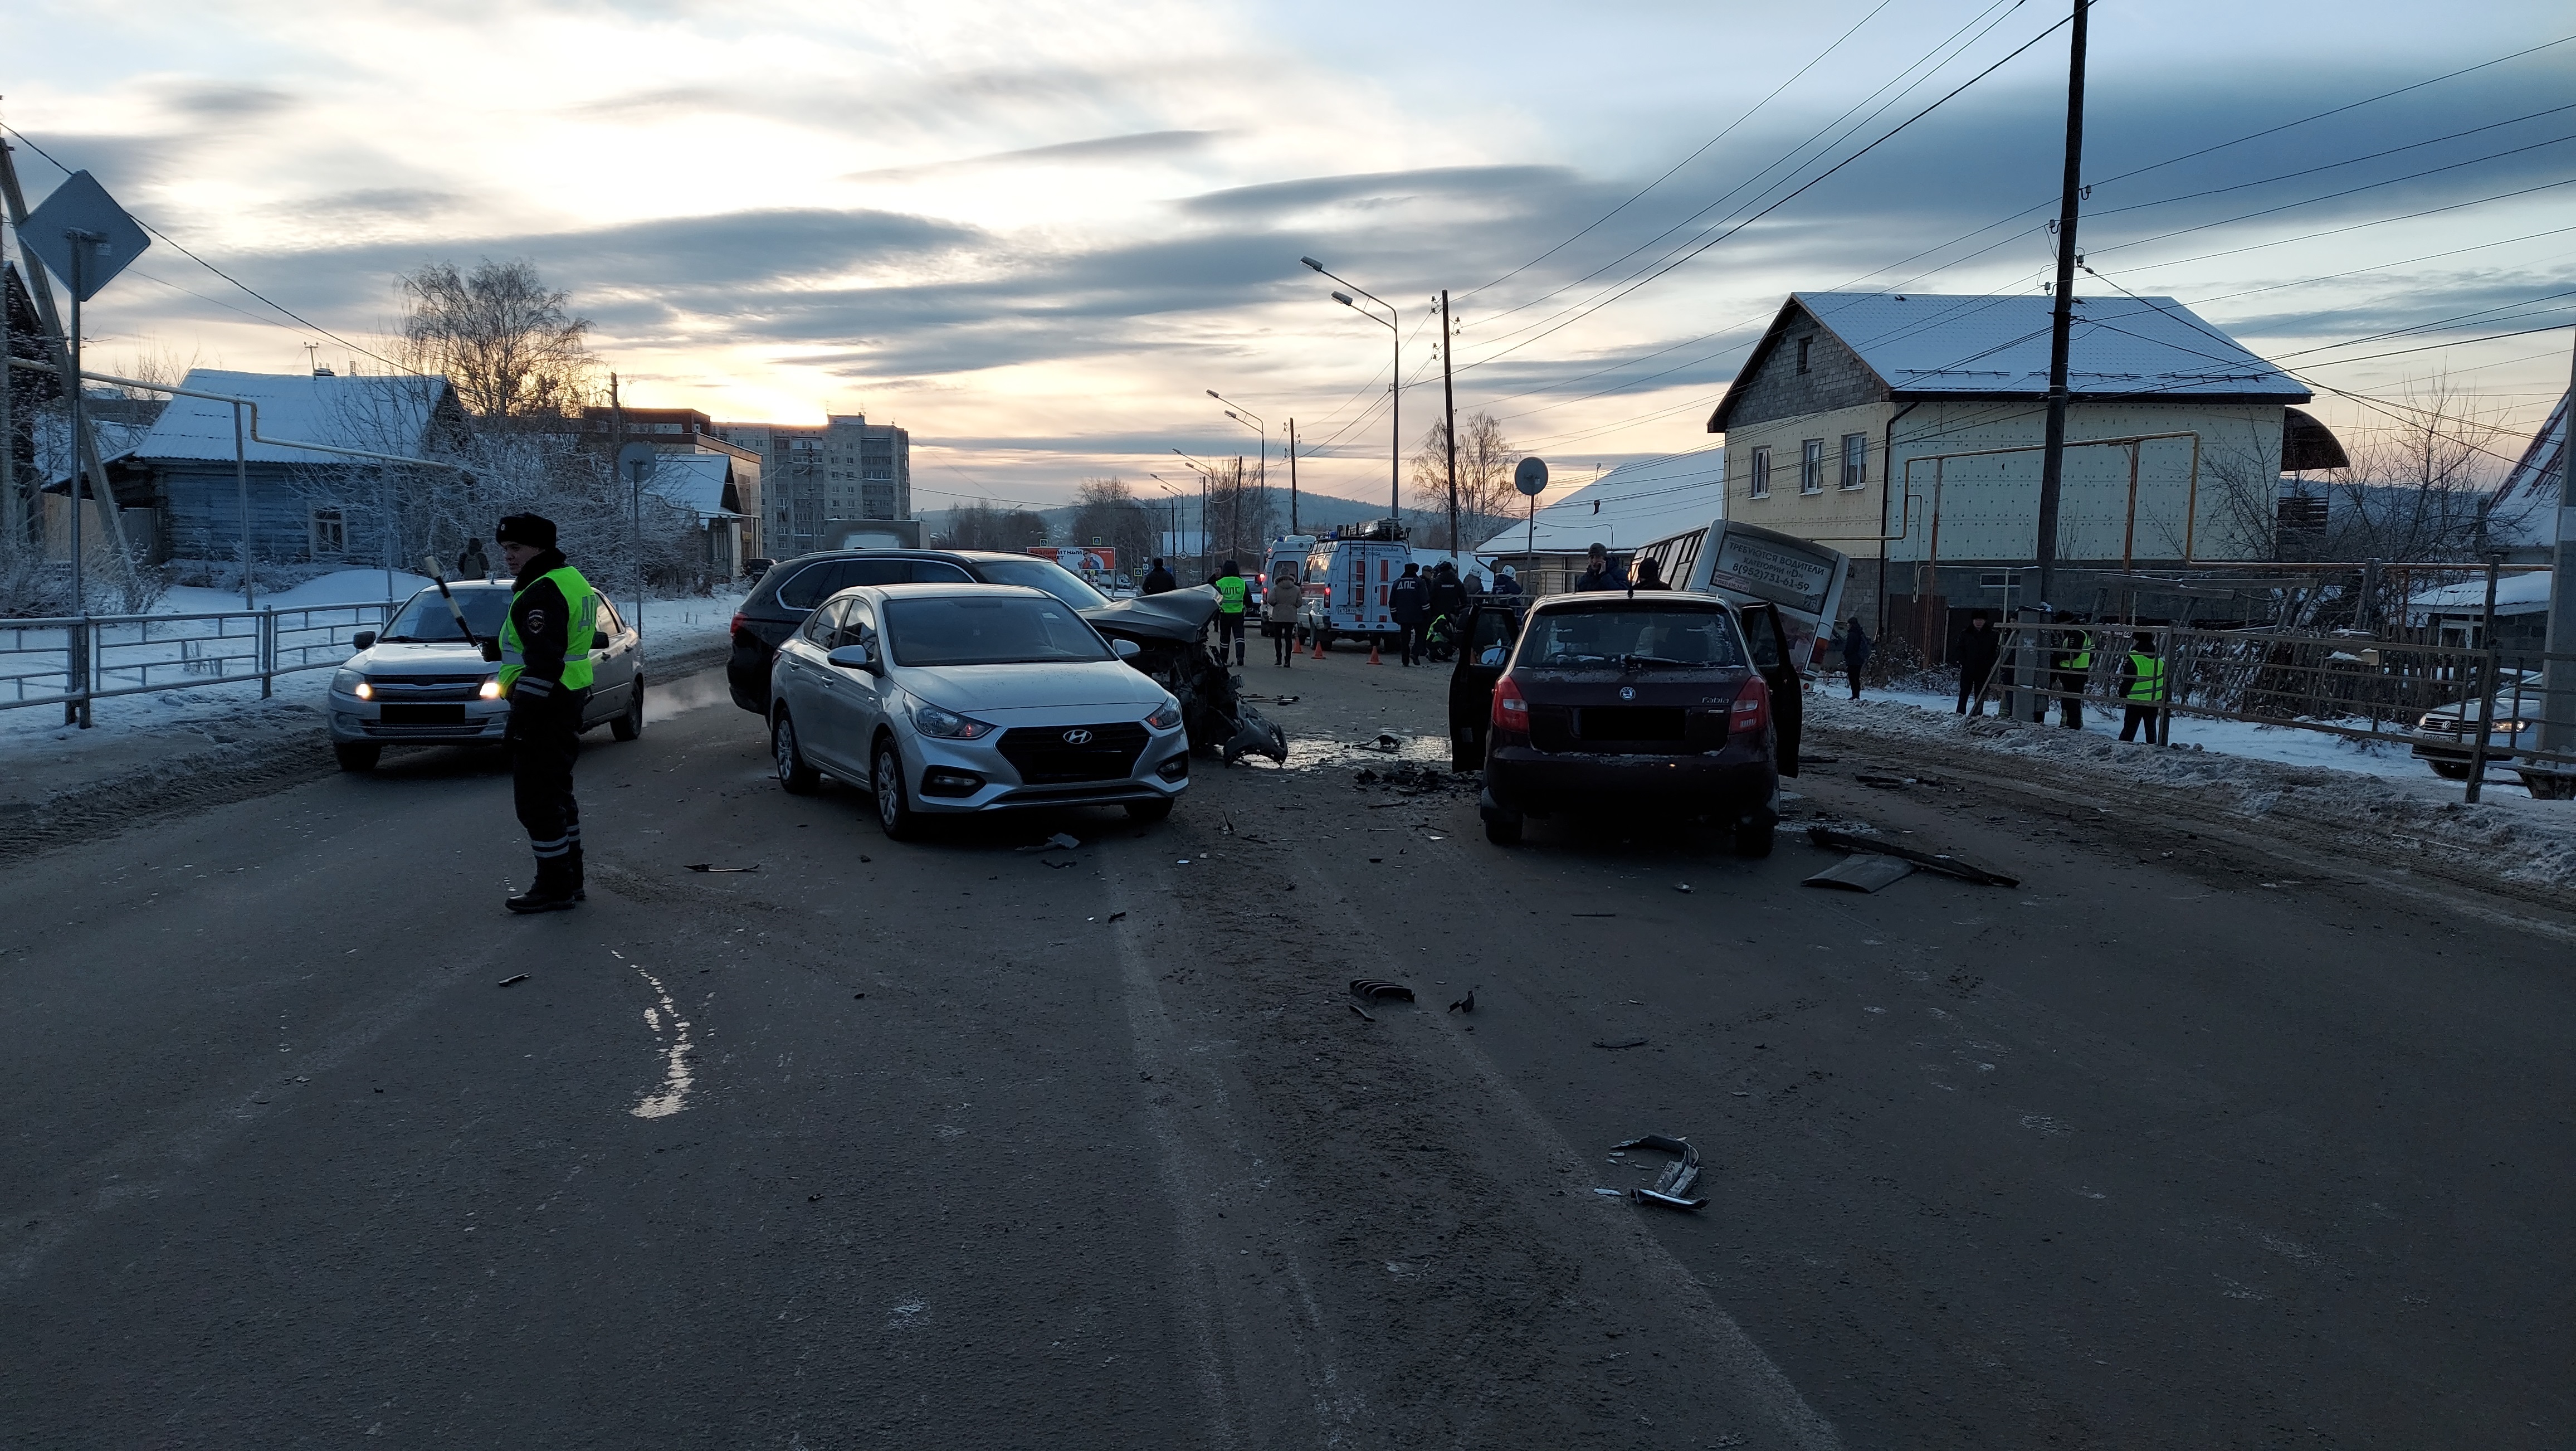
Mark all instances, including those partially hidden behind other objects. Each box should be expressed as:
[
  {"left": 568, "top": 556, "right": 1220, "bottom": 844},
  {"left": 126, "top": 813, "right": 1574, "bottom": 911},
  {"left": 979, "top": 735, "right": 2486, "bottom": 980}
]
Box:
[
  {"left": 1627, "top": 519, "right": 1848, "bottom": 670},
  {"left": 1299, "top": 538, "right": 1412, "bottom": 650}
]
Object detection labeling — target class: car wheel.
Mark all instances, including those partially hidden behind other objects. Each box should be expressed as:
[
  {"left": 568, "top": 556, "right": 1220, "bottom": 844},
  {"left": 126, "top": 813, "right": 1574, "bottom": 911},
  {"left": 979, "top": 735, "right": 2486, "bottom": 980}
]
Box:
[
  {"left": 873, "top": 741, "right": 921, "bottom": 840},
  {"left": 1733, "top": 816, "right": 1775, "bottom": 858},
  {"left": 1125, "top": 797, "right": 1174, "bottom": 824},
  {"left": 2426, "top": 759, "right": 2471, "bottom": 781},
  {"left": 610, "top": 678, "right": 645, "bottom": 741},
  {"left": 772, "top": 712, "right": 820, "bottom": 795},
  {"left": 334, "top": 742, "right": 380, "bottom": 773}
]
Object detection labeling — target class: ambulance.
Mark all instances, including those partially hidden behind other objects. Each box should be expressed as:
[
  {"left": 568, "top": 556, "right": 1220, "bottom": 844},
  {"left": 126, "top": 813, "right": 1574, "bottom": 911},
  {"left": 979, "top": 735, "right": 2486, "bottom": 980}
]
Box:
[{"left": 1296, "top": 522, "right": 1411, "bottom": 652}]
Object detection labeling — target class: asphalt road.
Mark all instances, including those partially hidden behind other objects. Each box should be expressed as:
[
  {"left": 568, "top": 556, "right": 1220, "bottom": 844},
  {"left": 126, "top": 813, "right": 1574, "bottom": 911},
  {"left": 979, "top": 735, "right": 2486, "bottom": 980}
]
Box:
[{"left": 2, "top": 651, "right": 2566, "bottom": 1448}]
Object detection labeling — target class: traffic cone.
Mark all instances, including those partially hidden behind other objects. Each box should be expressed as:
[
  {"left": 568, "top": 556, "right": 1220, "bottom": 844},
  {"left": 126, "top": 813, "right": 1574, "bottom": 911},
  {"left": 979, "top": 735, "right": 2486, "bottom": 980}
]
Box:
[
  {"left": 1367, "top": 636, "right": 1382, "bottom": 665},
  {"left": 1310, "top": 631, "right": 1326, "bottom": 660}
]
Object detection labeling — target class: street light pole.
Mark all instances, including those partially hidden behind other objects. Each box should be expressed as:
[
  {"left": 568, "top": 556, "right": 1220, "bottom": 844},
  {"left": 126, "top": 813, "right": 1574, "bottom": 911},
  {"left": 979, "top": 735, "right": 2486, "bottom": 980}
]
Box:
[
  {"left": 1302, "top": 257, "right": 1401, "bottom": 530},
  {"left": 1209, "top": 390, "right": 1269, "bottom": 558},
  {"left": 2033, "top": 0, "right": 2090, "bottom": 609}
]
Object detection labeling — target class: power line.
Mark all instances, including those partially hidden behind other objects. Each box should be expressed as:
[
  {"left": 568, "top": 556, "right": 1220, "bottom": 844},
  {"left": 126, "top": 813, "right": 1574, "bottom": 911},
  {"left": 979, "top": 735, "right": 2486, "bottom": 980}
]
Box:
[
  {"left": 1456, "top": 11, "right": 2079, "bottom": 377},
  {"left": 1463, "top": 0, "right": 1905, "bottom": 300},
  {"left": 3, "top": 122, "right": 417, "bottom": 375}
]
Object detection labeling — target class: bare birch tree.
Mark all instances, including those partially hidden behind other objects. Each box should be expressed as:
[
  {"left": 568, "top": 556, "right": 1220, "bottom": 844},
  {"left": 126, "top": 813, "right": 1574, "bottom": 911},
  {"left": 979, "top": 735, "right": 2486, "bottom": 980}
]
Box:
[{"left": 398, "top": 260, "right": 597, "bottom": 422}]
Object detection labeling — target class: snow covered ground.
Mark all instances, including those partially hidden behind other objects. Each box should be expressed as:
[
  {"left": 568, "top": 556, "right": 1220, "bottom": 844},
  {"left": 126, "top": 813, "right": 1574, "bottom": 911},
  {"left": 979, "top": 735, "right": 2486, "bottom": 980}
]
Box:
[
  {"left": 1811, "top": 687, "right": 2576, "bottom": 892},
  {"left": 1858, "top": 683, "right": 2472, "bottom": 791}
]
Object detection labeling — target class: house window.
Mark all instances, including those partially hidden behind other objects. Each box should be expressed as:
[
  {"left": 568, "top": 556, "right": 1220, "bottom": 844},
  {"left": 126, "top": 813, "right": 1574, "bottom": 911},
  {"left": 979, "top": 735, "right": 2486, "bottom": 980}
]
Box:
[
  {"left": 1840, "top": 434, "right": 1866, "bottom": 489},
  {"left": 1796, "top": 337, "right": 1812, "bottom": 374},
  {"left": 1749, "top": 447, "right": 1771, "bottom": 500},
  {"left": 310, "top": 508, "right": 347, "bottom": 557},
  {"left": 1800, "top": 440, "right": 1824, "bottom": 494}
]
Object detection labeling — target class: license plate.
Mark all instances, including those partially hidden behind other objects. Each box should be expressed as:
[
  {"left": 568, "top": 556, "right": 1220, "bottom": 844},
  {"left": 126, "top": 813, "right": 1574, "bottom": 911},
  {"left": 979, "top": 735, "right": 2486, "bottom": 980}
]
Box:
[{"left": 380, "top": 704, "right": 466, "bottom": 725}]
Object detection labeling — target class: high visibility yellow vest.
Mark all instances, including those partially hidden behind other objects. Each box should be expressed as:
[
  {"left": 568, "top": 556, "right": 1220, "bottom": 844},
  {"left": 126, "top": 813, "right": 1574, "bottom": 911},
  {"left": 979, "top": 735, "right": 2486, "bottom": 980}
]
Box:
[
  {"left": 499, "top": 564, "right": 597, "bottom": 692},
  {"left": 1213, "top": 574, "right": 1248, "bottom": 615},
  {"left": 2126, "top": 652, "right": 2167, "bottom": 702},
  {"left": 2063, "top": 634, "right": 2092, "bottom": 672}
]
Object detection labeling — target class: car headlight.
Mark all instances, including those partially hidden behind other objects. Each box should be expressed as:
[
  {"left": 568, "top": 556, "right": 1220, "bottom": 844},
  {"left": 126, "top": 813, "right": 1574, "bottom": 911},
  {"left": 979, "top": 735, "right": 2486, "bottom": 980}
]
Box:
[
  {"left": 479, "top": 677, "right": 504, "bottom": 700},
  {"left": 2495, "top": 719, "right": 2530, "bottom": 734},
  {"left": 1146, "top": 699, "right": 1183, "bottom": 731},
  {"left": 334, "top": 669, "right": 372, "bottom": 700},
  {"left": 910, "top": 699, "right": 995, "bottom": 740}
]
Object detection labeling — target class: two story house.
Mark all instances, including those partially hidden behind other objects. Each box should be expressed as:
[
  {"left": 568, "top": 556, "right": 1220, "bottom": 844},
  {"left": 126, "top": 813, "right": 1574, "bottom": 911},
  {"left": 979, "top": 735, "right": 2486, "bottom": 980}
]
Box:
[{"left": 1706, "top": 291, "right": 2344, "bottom": 654}]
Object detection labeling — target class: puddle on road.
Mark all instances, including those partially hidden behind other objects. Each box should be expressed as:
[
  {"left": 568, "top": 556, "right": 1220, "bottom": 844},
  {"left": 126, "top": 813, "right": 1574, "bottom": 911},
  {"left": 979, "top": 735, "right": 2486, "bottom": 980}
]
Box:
[
  {"left": 645, "top": 669, "right": 733, "bottom": 723},
  {"left": 1280, "top": 732, "right": 1449, "bottom": 773}
]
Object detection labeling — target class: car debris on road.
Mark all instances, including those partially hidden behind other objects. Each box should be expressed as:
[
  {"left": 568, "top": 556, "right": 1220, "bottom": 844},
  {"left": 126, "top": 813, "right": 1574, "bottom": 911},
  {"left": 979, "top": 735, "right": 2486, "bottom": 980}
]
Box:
[
  {"left": 1806, "top": 826, "right": 2019, "bottom": 887},
  {"left": 1609, "top": 1134, "right": 1706, "bottom": 1211}
]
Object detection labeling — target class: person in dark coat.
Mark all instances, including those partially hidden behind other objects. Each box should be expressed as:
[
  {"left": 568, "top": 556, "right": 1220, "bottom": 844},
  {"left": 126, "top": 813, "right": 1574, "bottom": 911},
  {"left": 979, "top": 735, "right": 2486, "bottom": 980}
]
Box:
[
  {"left": 1838, "top": 619, "right": 1871, "bottom": 700},
  {"left": 1140, "top": 558, "right": 1176, "bottom": 595},
  {"left": 1426, "top": 561, "right": 1468, "bottom": 620},
  {"left": 1632, "top": 556, "right": 1670, "bottom": 589},
  {"left": 1573, "top": 543, "right": 1619, "bottom": 591},
  {"left": 456, "top": 537, "right": 490, "bottom": 581},
  {"left": 1388, "top": 562, "right": 1431, "bottom": 665},
  {"left": 1954, "top": 610, "right": 2001, "bottom": 716}
]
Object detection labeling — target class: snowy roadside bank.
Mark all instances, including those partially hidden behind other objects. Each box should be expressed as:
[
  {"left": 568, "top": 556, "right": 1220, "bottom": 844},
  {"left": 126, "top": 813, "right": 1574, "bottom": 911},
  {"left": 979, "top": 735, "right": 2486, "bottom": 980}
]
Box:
[
  {"left": 2, "top": 586, "right": 745, "bottom": 820},
  {"left": 1807, "top": 690, "right": 2576, "bottom": 897}
]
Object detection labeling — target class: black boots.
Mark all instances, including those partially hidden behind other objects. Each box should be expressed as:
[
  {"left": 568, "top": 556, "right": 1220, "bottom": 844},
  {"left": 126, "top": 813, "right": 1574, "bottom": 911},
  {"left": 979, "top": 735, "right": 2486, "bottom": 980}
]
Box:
[{"left": 506, "top": 854, "right": 580, "bottom": 914}]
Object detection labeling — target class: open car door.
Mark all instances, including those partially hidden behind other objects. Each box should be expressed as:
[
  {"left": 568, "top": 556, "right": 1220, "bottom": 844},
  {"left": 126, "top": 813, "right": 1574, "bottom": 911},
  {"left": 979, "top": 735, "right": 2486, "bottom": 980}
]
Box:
[
  {"left": 1447, "top": 601, "right": 1525, "bottom": 771},
  {"left": 1746, "top": 602, "right": 1803, "bottom": 777}
]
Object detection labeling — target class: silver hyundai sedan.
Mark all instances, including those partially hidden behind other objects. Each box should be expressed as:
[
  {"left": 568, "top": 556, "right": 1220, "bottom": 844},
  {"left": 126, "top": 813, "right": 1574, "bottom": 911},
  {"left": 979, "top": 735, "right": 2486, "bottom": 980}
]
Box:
[{"left": 766, "top": 582, "right": 1189, "bottom": 838}]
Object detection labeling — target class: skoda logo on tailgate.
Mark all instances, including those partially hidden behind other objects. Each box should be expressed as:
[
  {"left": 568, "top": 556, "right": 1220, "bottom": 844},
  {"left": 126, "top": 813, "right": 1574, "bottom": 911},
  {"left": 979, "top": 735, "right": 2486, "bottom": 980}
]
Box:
[
  {"left": 1061, "top": 729, "right": 1094, "bottom": 745},
  {"left": 1618, "top": 686, "right": 1636, "bottom": 701}
]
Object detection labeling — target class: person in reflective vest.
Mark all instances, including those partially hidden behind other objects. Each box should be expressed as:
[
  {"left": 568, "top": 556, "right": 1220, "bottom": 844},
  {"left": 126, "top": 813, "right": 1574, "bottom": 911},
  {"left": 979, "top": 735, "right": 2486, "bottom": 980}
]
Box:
[
  {"left": 1209, "top": 560, "right": 1248, "bottom": 666},
  {"left": 2118, "top": 630, "right": 2168, "bottom": 743},
  {"left": 2050, "top": 617, "right": 2091, "bottom": 729},
  {"left": 494, "top": 512, "right": 598, "bottom": 913}
]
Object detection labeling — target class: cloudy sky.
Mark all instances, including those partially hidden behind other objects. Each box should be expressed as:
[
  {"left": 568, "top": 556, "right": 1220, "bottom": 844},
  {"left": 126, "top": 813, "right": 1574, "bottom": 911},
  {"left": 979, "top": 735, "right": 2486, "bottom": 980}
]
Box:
[{"left": 8, "top": 0, "right": 2573, "bottom": 513}]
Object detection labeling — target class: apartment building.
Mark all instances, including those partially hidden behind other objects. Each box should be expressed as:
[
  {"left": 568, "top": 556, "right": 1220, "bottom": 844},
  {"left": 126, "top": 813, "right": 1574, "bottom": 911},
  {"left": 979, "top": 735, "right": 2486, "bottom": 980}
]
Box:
[{"left": 709, "top": 415, "right": 912, "bottom": 558}]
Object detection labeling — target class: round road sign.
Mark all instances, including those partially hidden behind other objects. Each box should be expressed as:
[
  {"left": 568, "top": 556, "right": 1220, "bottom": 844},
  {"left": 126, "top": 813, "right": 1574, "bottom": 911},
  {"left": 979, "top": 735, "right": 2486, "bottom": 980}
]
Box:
[{"left": 1514, "top": 456, "right": 1548, "bottom": 497}]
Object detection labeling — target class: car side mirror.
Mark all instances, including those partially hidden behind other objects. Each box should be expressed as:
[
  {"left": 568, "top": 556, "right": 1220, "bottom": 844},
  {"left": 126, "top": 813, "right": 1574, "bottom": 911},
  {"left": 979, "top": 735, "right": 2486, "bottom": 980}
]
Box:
[
  {"left": 1112, "top": 638, "right": 1141, "bottom": 660},
  {"left": 826, "top": 644, "right": 879, "bottom": 672},
  {"left": 352, "top": 631, "right": 376, "bottom": 651}
]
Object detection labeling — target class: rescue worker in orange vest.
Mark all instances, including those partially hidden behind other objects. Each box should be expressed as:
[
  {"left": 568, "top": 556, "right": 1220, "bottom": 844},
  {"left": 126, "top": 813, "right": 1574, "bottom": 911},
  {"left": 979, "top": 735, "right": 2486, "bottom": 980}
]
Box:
[{"left": 494, "top": 513, "right": 598, "bottom": 914}]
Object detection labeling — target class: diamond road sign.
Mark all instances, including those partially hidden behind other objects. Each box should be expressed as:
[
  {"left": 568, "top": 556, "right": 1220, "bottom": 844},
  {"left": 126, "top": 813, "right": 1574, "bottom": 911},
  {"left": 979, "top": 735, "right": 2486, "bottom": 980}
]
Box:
[{"left": 21, "top": 171, "right": 150, "bottom": 302}]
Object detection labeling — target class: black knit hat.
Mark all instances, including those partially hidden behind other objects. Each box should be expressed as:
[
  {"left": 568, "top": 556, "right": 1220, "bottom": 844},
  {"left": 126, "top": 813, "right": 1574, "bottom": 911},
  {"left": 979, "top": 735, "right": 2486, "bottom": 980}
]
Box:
[{"left": 495, "top": 513, "right": 557, "bottom": 548}]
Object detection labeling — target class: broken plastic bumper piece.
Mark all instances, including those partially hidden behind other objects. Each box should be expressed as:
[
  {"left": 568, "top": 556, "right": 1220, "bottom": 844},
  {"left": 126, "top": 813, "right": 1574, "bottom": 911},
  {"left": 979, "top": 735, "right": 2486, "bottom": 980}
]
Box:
[{"left": 1610, "top": 1133, "right": 1706, "bottom": 1210}]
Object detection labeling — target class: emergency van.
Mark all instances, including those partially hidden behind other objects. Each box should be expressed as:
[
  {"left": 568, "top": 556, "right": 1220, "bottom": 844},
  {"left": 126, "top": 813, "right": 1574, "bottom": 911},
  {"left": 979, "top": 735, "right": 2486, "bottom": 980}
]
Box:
[{"left": 1298, "top": 529, "right": 1411, "bottom": 651}]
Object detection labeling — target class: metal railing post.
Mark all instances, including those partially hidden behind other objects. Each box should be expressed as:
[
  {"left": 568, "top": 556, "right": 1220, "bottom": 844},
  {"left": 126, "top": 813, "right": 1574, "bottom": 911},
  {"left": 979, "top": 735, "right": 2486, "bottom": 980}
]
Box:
[{"left": 260, "top": 609, "right": 275, "bottom": 699}]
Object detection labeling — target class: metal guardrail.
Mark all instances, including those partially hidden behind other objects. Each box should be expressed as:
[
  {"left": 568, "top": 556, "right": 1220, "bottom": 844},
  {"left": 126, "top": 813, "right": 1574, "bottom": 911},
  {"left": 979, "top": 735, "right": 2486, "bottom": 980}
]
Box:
[
  {"left": 1, "top": 602, "right": 391, "bottom": 717},
  {"left": 1972, "top": 621, "right": 2576, "bottom": 800}
]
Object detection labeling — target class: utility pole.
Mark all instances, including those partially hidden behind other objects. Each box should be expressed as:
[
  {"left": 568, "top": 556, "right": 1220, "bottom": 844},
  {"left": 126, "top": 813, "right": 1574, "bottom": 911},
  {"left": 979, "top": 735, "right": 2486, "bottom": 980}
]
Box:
[
  {"left": 2538, "top": 325, "right": 2576, "bottom": 781},
  {"left": 1287, "top": 418, "right": 1298, "bottom": 534},
  {"left": 1441, "top": 289, "right": 1460, "bottom": 557},
  {"left": 2032, "top": 0, "right": 2089, "bottom": 610}
]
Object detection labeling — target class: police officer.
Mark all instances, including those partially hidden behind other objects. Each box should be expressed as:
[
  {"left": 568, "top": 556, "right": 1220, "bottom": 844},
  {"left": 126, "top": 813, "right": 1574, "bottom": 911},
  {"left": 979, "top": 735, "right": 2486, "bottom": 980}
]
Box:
[
  {"left": 1209, "top": 559, "right": 1248, "bottom": 665},
  {"left": 2118, "top": 630, "right": 2168, "bottom": 743},
  {"left": 494, "top": 513, "right": 598, "bottom": 914}
]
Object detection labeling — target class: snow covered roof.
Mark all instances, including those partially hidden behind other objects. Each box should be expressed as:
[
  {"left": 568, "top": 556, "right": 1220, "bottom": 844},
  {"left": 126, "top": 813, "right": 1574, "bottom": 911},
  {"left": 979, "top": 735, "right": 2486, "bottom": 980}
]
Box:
[
  {"left": 2482, "top": 390, "right": 2569, "bottom": 549},
  {"left": 2407, "top": 571, "right": 2551, "bottom": 617},
  {"left": 133, "top": 369, "right": 457, "bottom": 464},
  {"left": 644, "top": 453, "right": 741, "bottom": 518},
  {"left": 1476, "top": 446, "right": 1725, "bottom": 556},
  {"left": 1710, "top": 291, "right": 2307, "bottom": 431}
]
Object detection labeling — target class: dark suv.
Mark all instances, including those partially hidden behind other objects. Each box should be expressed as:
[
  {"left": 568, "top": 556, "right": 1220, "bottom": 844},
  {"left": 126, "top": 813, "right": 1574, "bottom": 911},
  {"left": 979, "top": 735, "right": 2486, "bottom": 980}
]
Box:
[{"left": 726, "top": 549, "right": 1115, "bottom": 714}]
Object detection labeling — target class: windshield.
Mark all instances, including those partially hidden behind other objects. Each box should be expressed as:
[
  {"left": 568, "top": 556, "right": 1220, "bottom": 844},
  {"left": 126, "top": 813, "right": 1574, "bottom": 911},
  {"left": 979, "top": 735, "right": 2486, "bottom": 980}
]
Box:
[
  {"left": 884, "top": 595, "right": 1114, "bottom": 667},
  {"left": 381, "top": 588, "right": 510, "bottom": 642},
  {"left": 975, "top": 557, "right": 1111, "bottom": 611},
  {"left": 1519, "top": 605, "right": 1747, "bottom": 669}
]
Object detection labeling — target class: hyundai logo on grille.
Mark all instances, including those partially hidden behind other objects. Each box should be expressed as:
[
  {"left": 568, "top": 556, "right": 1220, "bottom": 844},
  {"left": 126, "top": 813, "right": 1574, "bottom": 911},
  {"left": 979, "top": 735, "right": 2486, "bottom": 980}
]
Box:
[
  {"left": 1061, "top": 728, "right": 1094, "bottom": 746},
  {"left": 1618, "top": 686, "right": 1636, "bottom": 701}
]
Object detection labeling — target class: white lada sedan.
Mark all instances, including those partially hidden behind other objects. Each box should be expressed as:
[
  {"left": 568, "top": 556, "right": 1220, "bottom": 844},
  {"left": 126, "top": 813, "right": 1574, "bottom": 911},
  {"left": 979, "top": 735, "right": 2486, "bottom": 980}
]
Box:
[{"left": 766, "top": 582, "right": 1189, "bottom": 838}]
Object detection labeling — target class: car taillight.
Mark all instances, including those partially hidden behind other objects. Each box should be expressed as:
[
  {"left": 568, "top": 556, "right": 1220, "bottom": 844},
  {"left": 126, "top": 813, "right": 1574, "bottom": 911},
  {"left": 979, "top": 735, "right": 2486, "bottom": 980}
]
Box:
[
  {"left": 1731, "top": 676, "right": 1770, "bottom": 734},
  {"left": 730, "top": 612, "right": 749, "bottom": 639},
  {"left": 1491, "top": 674, "right": 1530, "bottom": 733}
]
